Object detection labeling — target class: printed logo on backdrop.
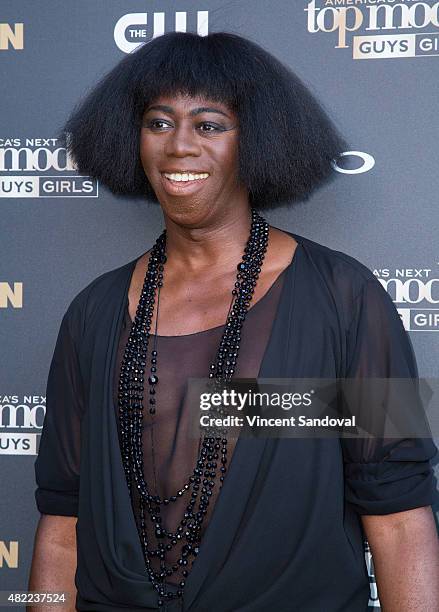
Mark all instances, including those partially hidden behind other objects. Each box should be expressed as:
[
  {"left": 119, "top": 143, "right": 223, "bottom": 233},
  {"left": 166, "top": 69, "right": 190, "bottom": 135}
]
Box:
[
  {"left": 0, "top": 281, "right": 22, "bottom": 310},
  {"left": 305, "top": 1, "right": 439, "bottom": 60},
  {"left": 0, "top": 137, "right": 98, "bottom": 198},
  {"left": 0, "top": 541, "right": 19, "bottom": 568},
  {"left": 374, "top": 266, "right": 439, "bottom": 332},
  {"left": 114, "top": 10, "right": 209, "bottom": 53},
  {"left": 0, "top": 23, "right": 23, "bottom": 50},
  {"left": 332, "top": 150, "right": 375, "bottom": 175},
  {"left": 0, "top": 395, "right": 45, "bottom": 456}
]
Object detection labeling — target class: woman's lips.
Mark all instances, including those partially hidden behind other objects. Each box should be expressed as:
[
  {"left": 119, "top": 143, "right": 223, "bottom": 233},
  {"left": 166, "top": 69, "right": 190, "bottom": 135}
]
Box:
[{"left": 160, "top": 173, "right": 209, "bottom": 195}]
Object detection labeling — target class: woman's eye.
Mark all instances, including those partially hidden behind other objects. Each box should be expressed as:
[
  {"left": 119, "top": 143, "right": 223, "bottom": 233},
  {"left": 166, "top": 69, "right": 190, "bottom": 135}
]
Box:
[
  {"left": 146, "top": 120, "right": 170, "bottom": 130},
  {"left": 143, "top": 120, "right": 224, "bottom": 133},
  {"left": 198, "top": 123, "right": 221, "bottom": 133}
]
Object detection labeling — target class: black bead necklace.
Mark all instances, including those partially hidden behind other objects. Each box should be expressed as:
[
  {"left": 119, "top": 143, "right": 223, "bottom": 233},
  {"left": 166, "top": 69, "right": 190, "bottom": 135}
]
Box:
[{"left": 118, "top": 207, "right": 269, "bottom": 606}]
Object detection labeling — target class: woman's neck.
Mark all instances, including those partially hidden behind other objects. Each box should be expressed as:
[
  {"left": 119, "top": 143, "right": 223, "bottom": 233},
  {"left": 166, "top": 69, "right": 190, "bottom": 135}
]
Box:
[{"left": 162, "top": 208, "right": 254, "bottom": 276}]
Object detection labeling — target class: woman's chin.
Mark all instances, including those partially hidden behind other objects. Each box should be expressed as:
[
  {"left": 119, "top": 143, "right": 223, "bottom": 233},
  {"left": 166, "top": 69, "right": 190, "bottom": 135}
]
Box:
[{"left": 160, "top": 201, "right": 215, "bottom": 229}]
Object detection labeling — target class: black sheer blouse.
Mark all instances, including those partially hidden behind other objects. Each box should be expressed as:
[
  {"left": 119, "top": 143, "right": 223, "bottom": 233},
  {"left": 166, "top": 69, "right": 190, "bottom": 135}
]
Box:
[
  {"left": 34, "top": 231, "right": 438, "bottom": 611},
  {"left": 112, "top": 266, "right": 287, "bottom": 588}
]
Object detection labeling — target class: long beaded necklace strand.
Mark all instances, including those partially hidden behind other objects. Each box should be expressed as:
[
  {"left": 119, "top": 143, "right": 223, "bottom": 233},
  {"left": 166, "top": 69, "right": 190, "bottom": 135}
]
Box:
[{"left": 118, "top": 208, "right": 269, "bottom": 606}]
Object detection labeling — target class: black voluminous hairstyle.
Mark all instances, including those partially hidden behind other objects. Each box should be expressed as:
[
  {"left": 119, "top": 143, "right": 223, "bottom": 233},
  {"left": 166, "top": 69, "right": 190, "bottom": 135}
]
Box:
[{"left": 61, "top": 31, "right": 349, "bottom": 210}]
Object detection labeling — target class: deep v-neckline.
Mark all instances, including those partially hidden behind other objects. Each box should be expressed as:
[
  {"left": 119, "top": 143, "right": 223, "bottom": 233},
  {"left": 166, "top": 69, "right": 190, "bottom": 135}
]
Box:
[
  {"left": 125, "top": 235, "right": 301, "bottom": 335},
  {"left": 108, "top": 232, "right": 302, "bottom": 607},
  {"left": 125, "top": 257, "right": 293, "bottom": 335}
]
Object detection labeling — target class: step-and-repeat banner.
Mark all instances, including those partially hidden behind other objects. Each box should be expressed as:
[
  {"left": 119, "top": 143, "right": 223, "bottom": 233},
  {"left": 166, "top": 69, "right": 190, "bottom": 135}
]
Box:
[{"left": 1, "top": 2, "right": 438, "bottom": 610}]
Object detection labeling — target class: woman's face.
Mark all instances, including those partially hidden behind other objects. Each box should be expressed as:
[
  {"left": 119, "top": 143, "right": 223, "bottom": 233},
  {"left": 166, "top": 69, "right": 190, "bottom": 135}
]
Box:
[{"left": 140, "top": 93, "right": 246, "bottom": 227}]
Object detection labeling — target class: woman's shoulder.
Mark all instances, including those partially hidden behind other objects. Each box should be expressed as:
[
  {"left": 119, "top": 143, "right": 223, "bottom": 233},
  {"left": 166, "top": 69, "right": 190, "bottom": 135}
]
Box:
[
  {"left": 288, "top": 230, "right": 378, "bottom": 294},
  {"left": 282, "top": 230, "right": 390, "bottom": 328},
  {"left": 62, "top": 256, "right": 138, "bottom": 339}
]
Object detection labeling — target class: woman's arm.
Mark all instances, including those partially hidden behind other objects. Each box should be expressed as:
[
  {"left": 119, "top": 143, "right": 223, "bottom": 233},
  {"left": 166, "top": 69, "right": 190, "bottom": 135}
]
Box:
[
  {"left": 361, "top": 506, "right": 439, "bottom": 611},
  {"left": 27, "top": 515, "right": 77, "bottom": 612}
]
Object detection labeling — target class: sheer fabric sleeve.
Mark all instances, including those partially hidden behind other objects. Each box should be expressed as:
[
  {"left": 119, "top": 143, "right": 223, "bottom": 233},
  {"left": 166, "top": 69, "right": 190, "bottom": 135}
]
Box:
[
  {"left": 341, "top": 277, "right": 438, "bottom": 515},
  {"left": 34, "top": 304, "right": 84, "bottom": 516}
]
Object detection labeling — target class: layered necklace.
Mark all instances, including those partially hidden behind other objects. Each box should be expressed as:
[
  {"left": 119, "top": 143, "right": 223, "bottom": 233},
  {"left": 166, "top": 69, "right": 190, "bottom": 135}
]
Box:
[{"left": 118, "top": 207, "right": 269, "bottom": 607}]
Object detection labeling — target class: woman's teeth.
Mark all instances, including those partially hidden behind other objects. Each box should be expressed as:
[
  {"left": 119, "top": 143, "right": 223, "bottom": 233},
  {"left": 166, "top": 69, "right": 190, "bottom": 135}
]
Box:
[{"left": 163, "top": 172, "right": 209, "bottom": 182}]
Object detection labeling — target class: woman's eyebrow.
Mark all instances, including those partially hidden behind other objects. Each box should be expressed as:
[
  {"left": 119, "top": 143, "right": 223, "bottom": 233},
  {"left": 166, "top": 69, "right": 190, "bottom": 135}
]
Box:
[{"left": 144, "top": 104, "right": 231, "bottom": 118}]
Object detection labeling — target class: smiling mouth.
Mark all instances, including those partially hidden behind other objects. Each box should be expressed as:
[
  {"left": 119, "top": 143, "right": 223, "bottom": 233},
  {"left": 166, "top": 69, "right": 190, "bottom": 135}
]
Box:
[
  {"left": 159, "top": 171, "right": 210, "bottom": 195},
  {"left": 161, "top": 171, "right": 210, "bottom": 183}
]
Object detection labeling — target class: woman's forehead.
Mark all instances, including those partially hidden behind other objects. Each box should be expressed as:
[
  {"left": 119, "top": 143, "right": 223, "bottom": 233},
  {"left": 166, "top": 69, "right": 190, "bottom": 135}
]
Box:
[{"left": 145, "top": 92, "right": 234, "bottom": 114}]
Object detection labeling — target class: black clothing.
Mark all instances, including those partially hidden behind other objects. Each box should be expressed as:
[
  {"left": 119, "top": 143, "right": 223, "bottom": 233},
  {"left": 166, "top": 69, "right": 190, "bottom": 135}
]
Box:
[
  {"left": 112, "top": 260, "right": 287, "bottom": 588},
  {"left": 34, "top": 231, "right": 437, "bottom": 611}
]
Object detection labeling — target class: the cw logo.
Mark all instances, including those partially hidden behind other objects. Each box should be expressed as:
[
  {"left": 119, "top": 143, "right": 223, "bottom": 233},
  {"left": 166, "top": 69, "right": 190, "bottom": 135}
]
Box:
[
  {"left": 0, "top": 23, "right": 23, "bottom": 50},
  {"left": 114, "top": 11, "right": 208, "bottom": 53}
]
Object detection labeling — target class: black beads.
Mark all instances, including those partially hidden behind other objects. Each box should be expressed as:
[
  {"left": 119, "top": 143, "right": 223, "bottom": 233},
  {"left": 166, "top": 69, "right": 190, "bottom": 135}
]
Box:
[{"left": 117, "top": 209, "right": 270, "bottom": 606}]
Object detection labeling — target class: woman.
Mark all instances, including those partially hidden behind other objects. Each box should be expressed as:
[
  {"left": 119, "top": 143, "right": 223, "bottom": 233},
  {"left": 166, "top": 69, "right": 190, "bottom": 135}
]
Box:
[{"left": 30, "top": 31, "right": 438, "bottom": 611}]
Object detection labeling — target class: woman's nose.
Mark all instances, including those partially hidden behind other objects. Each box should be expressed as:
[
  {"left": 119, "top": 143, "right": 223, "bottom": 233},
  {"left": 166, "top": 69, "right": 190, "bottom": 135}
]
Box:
[{"left": 164, "top": 124, "right": 201, "bottom": 157}]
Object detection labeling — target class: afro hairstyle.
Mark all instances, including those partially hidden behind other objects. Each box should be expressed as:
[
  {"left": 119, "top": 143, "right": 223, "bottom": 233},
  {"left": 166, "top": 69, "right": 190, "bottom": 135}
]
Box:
[{"left": 60, "top": 31, "right": 349, "bottom": 210}]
